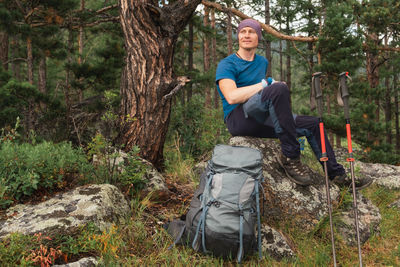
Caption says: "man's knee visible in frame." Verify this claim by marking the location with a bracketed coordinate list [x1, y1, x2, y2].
[261, 82, 290, 100]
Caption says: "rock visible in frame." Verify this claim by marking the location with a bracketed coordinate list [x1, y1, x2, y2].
[0, 184, 130, 239]
[389, 198, 400, 209]
[335, 147, 400, 189]
[93, 149, 170, 199]
[53, 257, 98, 267]
[337, 192, 381, 246]
[228, 136, 381, 248]
[140, 159, 170, 198]
[229, 136, 340, 231]
[193, 161, 208, 176]
[356, 161, 400, 189]
[261, 225, 295, 261]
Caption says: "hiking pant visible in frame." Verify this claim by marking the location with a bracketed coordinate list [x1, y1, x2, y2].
[225, 82, 345, 178]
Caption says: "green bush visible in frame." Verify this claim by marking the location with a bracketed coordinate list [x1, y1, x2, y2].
[0, 139, 93, 209]
[167, 95, 230, 159]
[87, 133, 147, 197]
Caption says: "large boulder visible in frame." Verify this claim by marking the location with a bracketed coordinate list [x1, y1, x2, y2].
[227, 136, 381, 252]
[337, 193, 381, 246]
[229, 136, 340, 230]
[0, 184, 130, 239]
[261, 225, 295, 261]
[53, 257, 98, 267]
[357, 161, 400, 189]
[93, 149, 170, 199]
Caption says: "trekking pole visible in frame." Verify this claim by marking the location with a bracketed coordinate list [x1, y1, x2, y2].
[312, 72, 337, 267]
[339, 72, 363, 267]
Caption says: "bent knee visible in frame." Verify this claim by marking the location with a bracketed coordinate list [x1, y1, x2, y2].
[262, 82, 290, 99]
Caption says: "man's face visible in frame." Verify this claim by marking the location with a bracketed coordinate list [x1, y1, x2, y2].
[238, 27, 259, 50]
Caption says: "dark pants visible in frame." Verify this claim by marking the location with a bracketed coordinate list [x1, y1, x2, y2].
[226, 82, 345, 178]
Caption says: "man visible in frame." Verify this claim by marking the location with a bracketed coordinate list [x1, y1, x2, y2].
[216, 18, 370, 188]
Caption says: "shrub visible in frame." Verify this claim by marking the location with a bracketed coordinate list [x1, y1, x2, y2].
[87, 133, 147, 198]
[0, 139, 93, 209]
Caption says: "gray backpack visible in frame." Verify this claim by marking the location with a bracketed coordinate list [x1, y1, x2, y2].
[167, 145, 264, 262]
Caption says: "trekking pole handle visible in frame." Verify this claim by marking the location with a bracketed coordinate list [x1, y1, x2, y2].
[339, 72, 351, 120]
[312, 72, 324, 118]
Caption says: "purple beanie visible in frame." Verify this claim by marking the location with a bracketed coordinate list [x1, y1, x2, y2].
[237, 19, 262, 41]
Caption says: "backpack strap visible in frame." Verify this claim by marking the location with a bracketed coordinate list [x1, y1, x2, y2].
[167, 223, 186, 250]
[237, 205, 244, 263]
[255, 178, 262, 260]
[192, 172, 214, 253]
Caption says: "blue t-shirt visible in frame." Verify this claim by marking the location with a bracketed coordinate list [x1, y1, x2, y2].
[215, 54, 268, 119]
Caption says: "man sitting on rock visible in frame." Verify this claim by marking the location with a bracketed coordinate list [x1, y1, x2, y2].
[215, 18, 371, 188]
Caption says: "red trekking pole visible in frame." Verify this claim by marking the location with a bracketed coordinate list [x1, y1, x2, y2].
[338, 72, 363, 266]
[312, 72, 337, 267]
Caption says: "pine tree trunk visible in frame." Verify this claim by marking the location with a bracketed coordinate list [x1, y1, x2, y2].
[26, 37, 34, 134]
[385, 71, 392, 145]
[38, 56, 47, 110]
[394, 73, 399, 152]
[211, 8, 219, 109]
[326, 93, 334, 147]
[286, 40, 291, 90]
[187, 20, 194, 102]
[366, 33, 380, 144]
[226, 7, 233, 55]
[279, 37, 283, 81]
[118, 0, 201, 168]
[384, 35, 392, 145]
[0, 32, 8, 71]
[65, 29, 73, 113]
[265, 0, 272, 77]
[11, 36, 21, 81]
[77, 0, 85, 102]
[203, 7, 211, 107]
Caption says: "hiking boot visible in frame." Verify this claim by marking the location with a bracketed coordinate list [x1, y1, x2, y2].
[331, 173, 373, 190]
[276, 153, 313, 186]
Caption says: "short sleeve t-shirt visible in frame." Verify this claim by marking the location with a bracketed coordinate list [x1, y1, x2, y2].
[215, 54, 268, 119]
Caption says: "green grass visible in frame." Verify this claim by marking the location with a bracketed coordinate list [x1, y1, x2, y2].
[1, 120, 400, 266]
[2, 182, 400, 266]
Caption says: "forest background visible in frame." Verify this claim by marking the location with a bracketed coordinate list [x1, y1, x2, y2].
[0, 0, 400, 265]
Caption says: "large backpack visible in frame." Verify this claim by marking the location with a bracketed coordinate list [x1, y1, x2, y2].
[167, 144, 264, 263]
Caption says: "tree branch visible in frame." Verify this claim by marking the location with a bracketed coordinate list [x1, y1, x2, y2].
[201, 0, 317, 43]
[71, 17, 120, 29]
[291, 40, 313, 72]
[96, 4, 118, 14]
[3, 58, 27, 64]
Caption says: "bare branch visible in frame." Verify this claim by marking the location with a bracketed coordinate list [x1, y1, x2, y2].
[291, 40, 313, 72]
[71, 17, 120, 29]
[201, 0, 317, 42]
[4, 57, 27, 64]
[162, 76, 191, 104]
[96, 4, 118, 14]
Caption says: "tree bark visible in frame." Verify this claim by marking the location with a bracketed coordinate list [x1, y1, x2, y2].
[394, 72, 399, 152]
[118, 0, 201, 169]
[26, 37, 34, 134]
[38, 56, 47, 110]
[226, 7, 233, 55]
[0, 32, 8, 71]
[366, 32, 380, 144]
[211, 8, 219, 109]
[384, 35, 392, 145]
[279, 38, 283, 81]
[77, 0, 85, 102]
[187, 19, 194, 102]
[265, 0, 272, 77]
[203, 7, 211, 107]
[11, 36, 21, 81]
